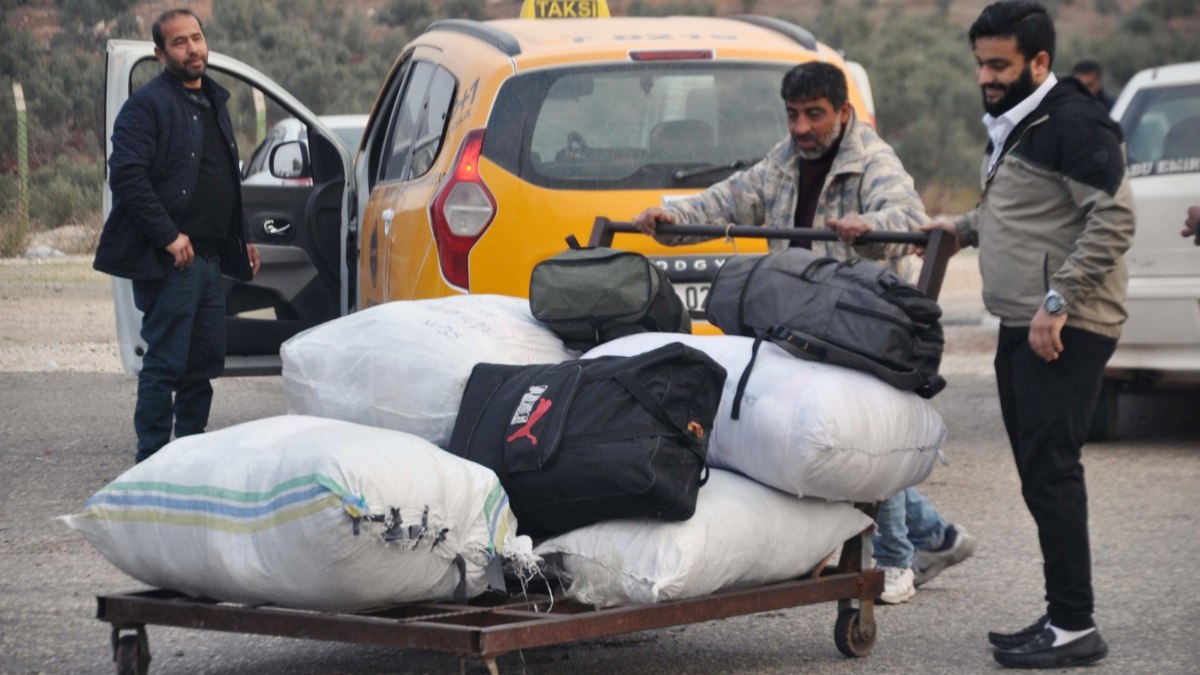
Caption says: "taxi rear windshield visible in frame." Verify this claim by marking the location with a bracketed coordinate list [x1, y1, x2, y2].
[482, 63, 791, 190]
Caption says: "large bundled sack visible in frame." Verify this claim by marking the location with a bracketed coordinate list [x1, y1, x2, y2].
[281, 294, 577, 447]
[448, 342, 726, 538]
[535, 469, 873, 607]
[587, 333, 945, 502]
[529, 237, 690, 350]
[62, 415, 537, 612]
[706, 250, 945, 401]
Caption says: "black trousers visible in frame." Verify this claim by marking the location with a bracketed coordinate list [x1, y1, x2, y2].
[995, 325, 1116, 631]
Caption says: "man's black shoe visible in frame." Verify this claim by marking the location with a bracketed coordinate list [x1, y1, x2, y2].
[993, 627, 1108, 669]
[987, 614, 1050, 649]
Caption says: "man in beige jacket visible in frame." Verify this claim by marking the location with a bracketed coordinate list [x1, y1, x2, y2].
[924, 1, 1134, 668]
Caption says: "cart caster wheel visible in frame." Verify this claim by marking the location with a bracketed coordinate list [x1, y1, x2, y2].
[114, 634, 150, 675]
[834, 607, 876, 657]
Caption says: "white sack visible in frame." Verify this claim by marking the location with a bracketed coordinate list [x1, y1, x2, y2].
[63, 415, 535, 611]
[281, 294, 577, 447]
[587, 333, 945, 501]
[535, 469, 872, 606]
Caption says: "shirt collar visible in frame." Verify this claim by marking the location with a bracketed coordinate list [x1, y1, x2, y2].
[983, 72, 1057, 133]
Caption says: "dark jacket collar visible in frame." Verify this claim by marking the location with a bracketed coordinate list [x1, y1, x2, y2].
[1024, 77, 1123, 141]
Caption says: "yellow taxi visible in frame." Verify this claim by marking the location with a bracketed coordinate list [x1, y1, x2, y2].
[354, 8, 875, 320]
[104, 4, 874, 375]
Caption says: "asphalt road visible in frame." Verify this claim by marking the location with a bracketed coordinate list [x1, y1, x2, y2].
[2, 254, 1198, 675]
[2, 364, 1199, 674]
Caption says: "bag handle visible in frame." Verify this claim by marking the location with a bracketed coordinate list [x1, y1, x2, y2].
[799, 256, 840, 282]
[564, 234, 583, 250]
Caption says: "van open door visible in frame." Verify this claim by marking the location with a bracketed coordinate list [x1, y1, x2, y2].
[104, 40, 353, 376]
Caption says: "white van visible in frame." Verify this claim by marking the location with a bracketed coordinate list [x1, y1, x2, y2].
[1099, 61, 1200, 439]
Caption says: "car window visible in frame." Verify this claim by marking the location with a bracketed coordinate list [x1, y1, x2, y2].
[332, 126, 364, 151]
[484, 63, 790, 190]
[408, 67, 456, 179]
[1121, 83, 1200, 175]
[245, 126, 286, 177]
[381, 61, 436, 183]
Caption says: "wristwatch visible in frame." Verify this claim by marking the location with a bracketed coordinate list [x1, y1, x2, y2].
[1043, 290, 1067, 316]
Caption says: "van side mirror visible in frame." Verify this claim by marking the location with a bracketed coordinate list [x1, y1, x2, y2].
[269, 140, 311, 179]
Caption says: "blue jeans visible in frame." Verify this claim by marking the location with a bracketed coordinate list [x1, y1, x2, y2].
[132, 254, 226, 462]
[873, 487, 947, 569]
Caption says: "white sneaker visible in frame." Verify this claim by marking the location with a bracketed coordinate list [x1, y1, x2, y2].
[877, 566, 916, 605]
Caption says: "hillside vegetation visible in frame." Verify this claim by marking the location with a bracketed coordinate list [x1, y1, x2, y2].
[1, 0, 1197, 256]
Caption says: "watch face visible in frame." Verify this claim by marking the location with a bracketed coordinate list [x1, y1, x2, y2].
[1045, 295, 1065, 315]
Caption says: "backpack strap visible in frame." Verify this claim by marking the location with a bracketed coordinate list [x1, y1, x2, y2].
[730, 333, 767, 420]
[767, 325, 947, 398]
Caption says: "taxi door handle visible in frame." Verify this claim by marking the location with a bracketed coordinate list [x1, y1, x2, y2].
[382, 209, 395, 237]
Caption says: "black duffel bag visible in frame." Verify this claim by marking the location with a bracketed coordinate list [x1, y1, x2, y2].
[447, 342, 726, 538]
[706, 250, 945, 416]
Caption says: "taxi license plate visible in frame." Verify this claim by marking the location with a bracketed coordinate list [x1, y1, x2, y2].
[674, 282, 711, 313]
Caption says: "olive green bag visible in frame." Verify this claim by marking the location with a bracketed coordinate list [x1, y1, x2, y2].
[530, 236, 691, 351]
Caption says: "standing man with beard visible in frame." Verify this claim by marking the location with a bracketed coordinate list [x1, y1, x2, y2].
[94, 8, 260, 464]
[924, 1, 1133, 667]
[633, 61, 978, 607]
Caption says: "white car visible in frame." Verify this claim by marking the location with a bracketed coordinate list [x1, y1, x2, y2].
[241, 114, 368, 186]
[1097, 61, 1200, 439]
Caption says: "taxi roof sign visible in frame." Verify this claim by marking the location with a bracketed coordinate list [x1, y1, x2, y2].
[520, 0, 610, 19]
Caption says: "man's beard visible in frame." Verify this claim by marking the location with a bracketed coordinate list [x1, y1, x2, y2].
[794, 116, 843, 160]
[982, 64, 1035, 116]
[164, 52, 206, 82]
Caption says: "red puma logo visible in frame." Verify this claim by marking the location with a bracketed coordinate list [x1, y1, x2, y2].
[506, 397, 553, 445]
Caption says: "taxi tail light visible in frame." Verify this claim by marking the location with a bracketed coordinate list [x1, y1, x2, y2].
[430, 129, 496, 290]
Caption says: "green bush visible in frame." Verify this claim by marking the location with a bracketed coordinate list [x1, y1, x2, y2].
[28, 157, 103, 230]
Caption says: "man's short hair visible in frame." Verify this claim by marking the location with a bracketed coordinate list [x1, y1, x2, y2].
[152, 8, 204, 50]
[780, 62, 848, 109]
[1071, 60, 1102, 77]
[969, 0, 1056, 67]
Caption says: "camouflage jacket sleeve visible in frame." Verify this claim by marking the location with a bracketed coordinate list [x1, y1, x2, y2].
[652, 157, 773, 246]
[851, 136, 930, 261]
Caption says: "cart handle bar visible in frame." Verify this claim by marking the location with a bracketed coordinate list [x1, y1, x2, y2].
[586, 218, 953, 301]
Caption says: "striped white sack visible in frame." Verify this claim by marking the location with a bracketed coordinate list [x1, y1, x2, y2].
[62, 415, 536, 611]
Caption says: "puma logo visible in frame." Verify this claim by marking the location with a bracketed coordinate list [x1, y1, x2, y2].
[507, 397, 552, 446]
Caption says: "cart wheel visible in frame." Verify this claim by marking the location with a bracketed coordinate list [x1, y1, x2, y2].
[834, 607, 876, 658]
[114, 634, 150, 675]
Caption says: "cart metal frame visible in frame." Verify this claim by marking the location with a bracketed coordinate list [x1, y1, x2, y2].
[98, 220, 952, 674]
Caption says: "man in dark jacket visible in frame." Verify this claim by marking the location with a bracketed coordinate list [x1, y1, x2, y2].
[924, 0, 1134, 668]
[94, 8, 259, 463]
[1070, 60, 1116, 111]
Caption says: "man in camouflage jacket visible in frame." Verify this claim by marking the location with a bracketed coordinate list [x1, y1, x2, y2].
[635, 61, 976, 607]
[633, 61, 928, 278]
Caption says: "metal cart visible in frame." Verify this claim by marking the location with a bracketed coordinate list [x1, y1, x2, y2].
[97, 219, 953, 675]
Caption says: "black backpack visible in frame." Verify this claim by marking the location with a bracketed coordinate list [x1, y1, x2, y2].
[447, 342, 726, 538]
[529, 236, 690, 351]
[706, 250, 945, 416]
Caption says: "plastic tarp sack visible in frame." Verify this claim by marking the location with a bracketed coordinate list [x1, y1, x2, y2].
[62, 415, 538, 612]
[281, 294, 578, 447]
[534, 469, 873, 607]
[586, 333, 946, 502]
